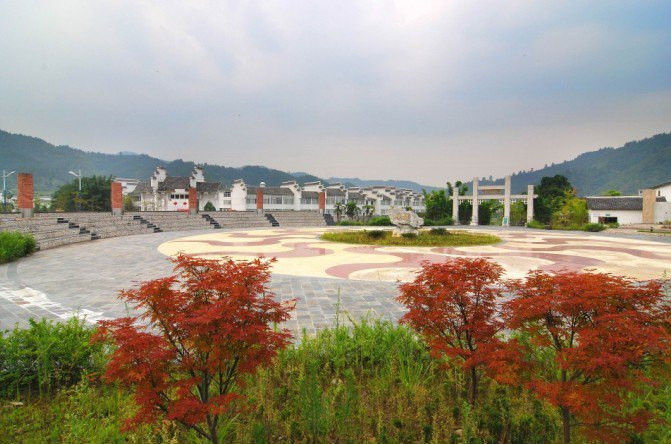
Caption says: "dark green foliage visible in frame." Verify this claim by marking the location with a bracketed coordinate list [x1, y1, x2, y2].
[367, 216, 393, 226]
[0, 231, 36, 264]
[527, 220, 547, 229]
[510, 200, 527, 226]
[51, 175, 114, 212]
[429, 227, 447, 235]
[422, 216, 454, 226]
[336, 220, 363, 226]
[0, 317, 106, 398]
[365, 229, 385, 239]
[0, 129, 325, 193]
[583, 223, 606, 232]
[422, 189, 451, 221]
[401, 232, 417, 239]
[478, 200, 498, 226]
[203, 201, 216, 211]
[534, 175, 573, 224]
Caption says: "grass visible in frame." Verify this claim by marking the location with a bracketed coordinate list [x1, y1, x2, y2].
[320, 229, 501, 247]
[3, 318, 671, 442]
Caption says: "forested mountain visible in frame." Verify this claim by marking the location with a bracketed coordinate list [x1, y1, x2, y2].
[1, 129, 669, 196]
[477, 133, 671, 195]
[0, 130, 323, 193]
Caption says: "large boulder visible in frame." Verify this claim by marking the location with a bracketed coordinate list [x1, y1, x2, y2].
[389, 207, 423, 237]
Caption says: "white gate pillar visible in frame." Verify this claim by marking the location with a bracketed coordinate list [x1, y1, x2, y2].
[470, 177, 479, 226]
[452, 186, 459, 225]
[503, 175, 511, 226]
[527, 185, 534, 223]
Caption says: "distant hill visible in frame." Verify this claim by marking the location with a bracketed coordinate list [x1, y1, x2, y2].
[0, 130, 324, 193]
[493, 133, 671, 195]
[328, 177, 440, 193]
[1, 129, 669, 196]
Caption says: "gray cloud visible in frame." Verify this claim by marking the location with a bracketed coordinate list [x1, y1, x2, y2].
[1, 0, 670, 186]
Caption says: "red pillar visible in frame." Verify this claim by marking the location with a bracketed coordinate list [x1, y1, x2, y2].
[111, 181, 123, 215]
[17, 173, 34, 218]
[256, 187, 264, 213]
[188, 188, 198, 215]
[318, 191, 326, 214]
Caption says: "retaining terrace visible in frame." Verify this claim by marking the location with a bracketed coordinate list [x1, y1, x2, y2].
[0, 211, 333, 251]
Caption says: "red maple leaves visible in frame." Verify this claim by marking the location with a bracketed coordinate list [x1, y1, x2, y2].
[398, 258, 503, 405]
[398, 258, 671, 444]
[93, 254, 294, 443]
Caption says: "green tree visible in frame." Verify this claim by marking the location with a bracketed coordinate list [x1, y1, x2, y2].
[422, 190, 450, 221]
[362, 204, 374, 222]
[534, 175, 573, 224]
[333, 202, 344, 222]
[345, 201, 360, 221]
[51, 175, 114, 212]
[510, 200, 527, 226]
[551, 197, 588, 228]
[602, 189, 621, 196]
[123, 195, 137, 212]
[203, 201, 216, 211]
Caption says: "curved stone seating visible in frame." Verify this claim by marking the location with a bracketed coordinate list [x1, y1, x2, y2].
[0, 215, 92, 250]
[202, 212, 273, 229]
[269, 211, 328, 227]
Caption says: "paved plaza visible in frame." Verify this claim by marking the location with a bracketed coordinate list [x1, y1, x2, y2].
[1, 227, 670, 334]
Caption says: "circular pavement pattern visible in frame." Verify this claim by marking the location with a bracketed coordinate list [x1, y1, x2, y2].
[1, 227, 670, 334]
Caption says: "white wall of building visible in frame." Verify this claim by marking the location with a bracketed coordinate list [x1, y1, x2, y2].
[588, 209, 642, 225]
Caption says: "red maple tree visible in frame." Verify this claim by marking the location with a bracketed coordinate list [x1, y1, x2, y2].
[93, 254, 294, 443]
[397, 257, 504, 405]
[494, 270, 671, 444]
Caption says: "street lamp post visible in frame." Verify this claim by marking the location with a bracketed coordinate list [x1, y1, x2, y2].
[2, 170, 15, 212]
[68, 169, 82, 212]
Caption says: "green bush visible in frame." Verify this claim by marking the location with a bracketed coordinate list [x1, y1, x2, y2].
[429, 227, 448, 236]
[423, 216, 454, 226]
[336, 220, 363, 226]
[526, 220, 547, 229]
[367, 216, 393, 226]
[401, 232, 417, 239]
[203, 201, 216, 211]
[606, 222, 619, 228]
[365, 229, 386, 239]
[583, 223, 606, 232]
[0, 231, 37, 264]
[0, 317, 106, 398]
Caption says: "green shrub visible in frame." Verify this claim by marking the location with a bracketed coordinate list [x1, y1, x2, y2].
[367, 216, 393, 226]
[583, 223, 606, 232]
[203, 201, 216, 211]
[0, 231, 37, 264]
[365, 229, 386, 239]
[526, 220, 547, 229]
[606, 222, 619, 228]
[401, 232, 417, 239]
[0, 317, 106, 398]
[429, 227, 448, 236]
[422, 216, 454, 226]
[336, 220, 363, 226]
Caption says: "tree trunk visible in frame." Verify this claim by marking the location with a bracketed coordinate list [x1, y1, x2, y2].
[561, 406, 570, 444]
[469, 367, 478, 406]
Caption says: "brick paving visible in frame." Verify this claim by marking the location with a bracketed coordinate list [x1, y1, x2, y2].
[0, 230, 403, 334]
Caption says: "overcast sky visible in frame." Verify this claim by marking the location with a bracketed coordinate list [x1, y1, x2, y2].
[1, 1, 670, 186]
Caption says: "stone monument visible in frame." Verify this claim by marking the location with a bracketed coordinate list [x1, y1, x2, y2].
[389, 207, 423, 237]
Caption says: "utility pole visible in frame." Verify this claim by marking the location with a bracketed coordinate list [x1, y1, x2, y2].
[2, 170, 15, 212]
[68, 169, 82, 212]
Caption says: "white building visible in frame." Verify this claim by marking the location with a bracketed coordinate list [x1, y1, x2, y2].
[586, 180, 671, 225]
[130, 166, 426, 215]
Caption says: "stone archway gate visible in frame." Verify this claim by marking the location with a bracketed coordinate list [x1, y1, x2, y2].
[452, 176, 537, 226]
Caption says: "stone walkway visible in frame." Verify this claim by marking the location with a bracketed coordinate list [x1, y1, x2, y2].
[0, 230, 402, 334]
[1, 226, 670, 334]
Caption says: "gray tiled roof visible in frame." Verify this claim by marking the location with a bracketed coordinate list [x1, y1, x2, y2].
[586, 196, 666, 211]
[196, 182, 221, 192]
[651, 181, 671, 189]
[260, 187, 294, 196]
[157, 176, 190, 191]
[302, 191, 320, 199]
[327, 189, 346, 196]
[130, 182, 152, 195]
